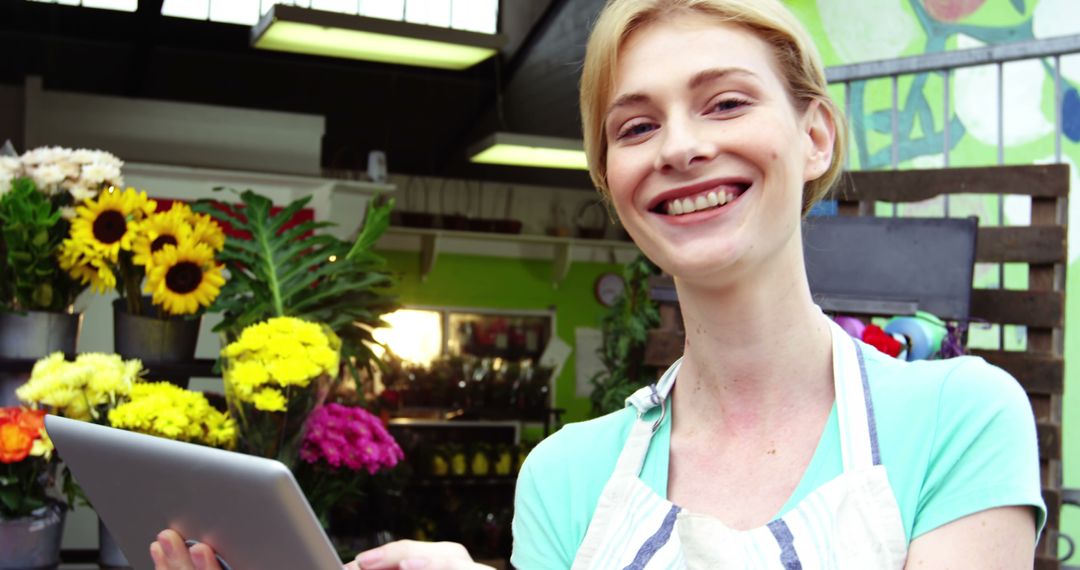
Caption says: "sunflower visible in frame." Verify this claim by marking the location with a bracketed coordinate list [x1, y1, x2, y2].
[189, 212, 226, 252]
[58, 238, 116, 293]
[132, 206, 193, 268]
[69, 187, 156, 262]
[144, 242, 226, 316]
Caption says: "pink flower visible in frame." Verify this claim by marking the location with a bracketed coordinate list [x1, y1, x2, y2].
[300, 404, 405, 473]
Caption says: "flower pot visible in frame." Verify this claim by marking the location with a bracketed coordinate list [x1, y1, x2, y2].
[112, 299, 201, 388]
[98, 517, 132, 569]
[0, 502, 66, 570]
[0, 311, 82, 407]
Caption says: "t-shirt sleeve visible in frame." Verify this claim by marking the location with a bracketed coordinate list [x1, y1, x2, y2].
[511, 434, 577, 569]
[911, 357, 1047, 539]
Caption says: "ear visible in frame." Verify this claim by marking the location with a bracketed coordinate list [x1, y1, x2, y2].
[802, 99, 836, 183]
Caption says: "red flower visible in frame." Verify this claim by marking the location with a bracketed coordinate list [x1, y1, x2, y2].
[0, 408, 45, 464]
[862, 325, 903, 358]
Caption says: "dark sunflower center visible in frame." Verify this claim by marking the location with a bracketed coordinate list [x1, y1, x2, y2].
[165, 262, 203, 294]
[151, 235, 178, 253]
[92, 211, 127, 244]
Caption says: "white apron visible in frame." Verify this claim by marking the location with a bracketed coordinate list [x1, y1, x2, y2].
[572, 319, 908, 569]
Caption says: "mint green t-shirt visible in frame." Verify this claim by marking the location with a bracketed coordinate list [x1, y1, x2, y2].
[511, 346, 1047, 568]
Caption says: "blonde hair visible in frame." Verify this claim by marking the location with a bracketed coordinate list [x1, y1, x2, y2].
[580, 0, 847, 216]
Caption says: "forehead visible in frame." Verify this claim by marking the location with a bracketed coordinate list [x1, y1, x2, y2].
[611, 14, 786, 98]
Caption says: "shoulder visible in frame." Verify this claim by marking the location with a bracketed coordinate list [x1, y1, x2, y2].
[512, 407, 638, 567]
[521, 405, 637, 483]
[860, 343, 1028, 416]
[857, 344, 1043, 539]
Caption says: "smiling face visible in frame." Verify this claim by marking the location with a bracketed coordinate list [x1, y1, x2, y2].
[604, 13, 834, 286]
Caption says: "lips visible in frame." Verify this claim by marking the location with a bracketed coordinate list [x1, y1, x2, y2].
[647, 179, 752, 216]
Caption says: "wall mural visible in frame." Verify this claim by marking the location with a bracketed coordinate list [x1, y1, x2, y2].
[792, 0, 1079, 555]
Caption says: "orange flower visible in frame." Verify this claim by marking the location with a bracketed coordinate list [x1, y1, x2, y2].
[0, 408, 46, 464]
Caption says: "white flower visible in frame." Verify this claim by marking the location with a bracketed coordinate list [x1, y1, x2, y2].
[0, 172, 13, 196]
[60, 206, 77, 219]
[71, 148, 98, 164]
[21, 146, 67, 166]
[0, 156, 20, 173]
[31, 164, 66, 191]
[80, 161, 122, 187]
[68, 183, 97, 202]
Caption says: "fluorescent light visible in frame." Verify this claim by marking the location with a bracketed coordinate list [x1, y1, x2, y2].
[468, 133, 588, 170]
[251, 5, 504, 70]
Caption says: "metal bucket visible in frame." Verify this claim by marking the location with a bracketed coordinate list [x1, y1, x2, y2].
[0, 311, 82, 407]
[0, 502, 66, 570]
[112, 299, 201, 388]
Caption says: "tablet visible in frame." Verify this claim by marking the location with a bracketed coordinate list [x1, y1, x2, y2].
[45, 415, 344, 570]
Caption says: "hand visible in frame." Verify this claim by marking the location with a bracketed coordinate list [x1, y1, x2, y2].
[150, 529, 223, 570]
[344, 540, 495, 570]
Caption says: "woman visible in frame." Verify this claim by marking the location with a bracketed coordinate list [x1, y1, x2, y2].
[153, 0, 1046, 568]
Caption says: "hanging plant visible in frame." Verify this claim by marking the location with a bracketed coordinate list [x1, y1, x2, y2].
[589, 254, 661, 416]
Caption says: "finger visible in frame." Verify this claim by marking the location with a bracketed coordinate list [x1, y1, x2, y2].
[355, 541, 475, 569]
[150, 541, 167, 569]
[342, 561, 360, 570]
[189, 543, 223, 570]
[157, 530, 195, 570]
[400, 557, 495, 570]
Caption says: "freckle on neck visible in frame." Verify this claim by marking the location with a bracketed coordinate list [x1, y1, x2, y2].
[770, 150, 779, 161]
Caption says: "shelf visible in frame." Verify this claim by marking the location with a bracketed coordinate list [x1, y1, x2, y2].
[125, 162, 396, 196]
[409, 476, 517, 488]
[376, 227, 640, 286]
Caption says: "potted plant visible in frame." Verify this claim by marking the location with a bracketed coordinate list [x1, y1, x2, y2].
[16, 351, 145, 568]
[0, 146, 124, 405]
[0, 407, 67, 570]
[57, 193, 227, 387]
[192, 189, 397, 383]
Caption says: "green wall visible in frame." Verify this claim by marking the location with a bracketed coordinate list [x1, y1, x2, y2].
[378, 249, 624, 427]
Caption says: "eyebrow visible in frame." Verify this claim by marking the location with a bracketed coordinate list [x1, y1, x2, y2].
[605, 67, 759, 120]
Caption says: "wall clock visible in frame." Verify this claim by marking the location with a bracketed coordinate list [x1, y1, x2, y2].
[594, 272, 625, 307]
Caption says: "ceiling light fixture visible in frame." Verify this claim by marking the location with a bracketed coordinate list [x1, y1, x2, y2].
[468, 133, 588, 170]
[251, 6, 505, 70]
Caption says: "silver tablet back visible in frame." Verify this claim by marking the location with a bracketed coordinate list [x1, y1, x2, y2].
[46, 415, 343, 570]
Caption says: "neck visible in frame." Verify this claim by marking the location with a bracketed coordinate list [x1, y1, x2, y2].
[670, 240, 834, 438]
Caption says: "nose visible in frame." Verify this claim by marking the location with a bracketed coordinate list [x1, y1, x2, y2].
[653, 115, 717, 173]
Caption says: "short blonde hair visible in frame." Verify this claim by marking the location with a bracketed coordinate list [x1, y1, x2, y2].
[580, 0, 847, 216]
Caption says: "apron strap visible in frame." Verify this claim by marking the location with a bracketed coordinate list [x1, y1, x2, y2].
[831, 319, 882, 470]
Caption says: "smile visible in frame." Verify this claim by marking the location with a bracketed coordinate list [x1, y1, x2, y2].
[648, 181, 751, 217]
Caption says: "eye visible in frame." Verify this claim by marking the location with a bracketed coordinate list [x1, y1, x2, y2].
[709, 97, 751, 114]
[616, 120, 657, 140]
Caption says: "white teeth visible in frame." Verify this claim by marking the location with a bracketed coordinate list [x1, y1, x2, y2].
[694, 196, 709, 211]
[707, 192, 719, 207]
[669, 200, 683, 215]
[681, 197, 695, 213]
[719, 191, 729, 205]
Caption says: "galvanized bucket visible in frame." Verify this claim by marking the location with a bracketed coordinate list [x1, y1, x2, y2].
[0, 311, 82, 407]
[112, 299, 201, 388]
[0, 502, 66, 570]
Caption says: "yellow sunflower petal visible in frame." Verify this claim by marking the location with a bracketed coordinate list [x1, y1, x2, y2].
[143, 242, 223, 316]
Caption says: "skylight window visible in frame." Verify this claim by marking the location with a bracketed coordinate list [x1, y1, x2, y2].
[26, 0, 137, 11]
[160, 0, 498, 34]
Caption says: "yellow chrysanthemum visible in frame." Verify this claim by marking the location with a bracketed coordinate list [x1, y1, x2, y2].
[251, 388, 287, 412]
[190, 212, 226, 252]
[108, 382, 236, 449]
[131, 206, 193, 268]
[69, 187, 155, 262]
[58, 238, 116, 293]
[227, 360, 270, 389]
[143, 242, 226, 316]
[265, 358, 320, 387]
